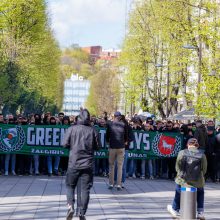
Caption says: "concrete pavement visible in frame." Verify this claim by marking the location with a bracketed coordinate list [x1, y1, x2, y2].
[0, 175, 220, 220]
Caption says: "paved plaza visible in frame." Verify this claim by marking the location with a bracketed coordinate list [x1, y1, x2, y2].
[0, 176, 219, 220]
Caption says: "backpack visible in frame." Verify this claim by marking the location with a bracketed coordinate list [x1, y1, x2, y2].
[180, 149, 203, 182]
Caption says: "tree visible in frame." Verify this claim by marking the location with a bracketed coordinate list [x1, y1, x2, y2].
[0, 0, 63, 115]
[61, 47, 94, 79]
[86, 61, 120, 116]
[120, 0, 220, 119]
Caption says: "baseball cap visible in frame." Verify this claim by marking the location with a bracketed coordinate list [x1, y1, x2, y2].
[114, 111, 121, 117]
[187, 138, 199, 147]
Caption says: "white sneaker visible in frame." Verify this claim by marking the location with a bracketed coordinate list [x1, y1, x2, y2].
[116, 185, 122, 191]
[132, 174, 136, 179]
[108, 184, 113, 189]
[167, 204, 179, 218]
[149, 175, 154, 180]
[197, 212, 205, 219]
[140, 175, 145, 180]
[5, 171, 8, 176]
[12, 171, 16, 176]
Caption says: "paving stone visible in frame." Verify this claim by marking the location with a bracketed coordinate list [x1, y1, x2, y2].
[0, 176, 219, 219]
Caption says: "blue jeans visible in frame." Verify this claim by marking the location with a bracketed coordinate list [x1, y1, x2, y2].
[115, 150, 128, 183]
[141, 160, 145, 176]
[94, 158, 108, 175]
[128, 158, 136, 176]
[33, 155, 39, 174]
[94, 159, 100, 175]
[47, 156, 60, 174]
[172, 184, 204, 212]
[141, 159, 155, 177]
[5, 154, 16, 172]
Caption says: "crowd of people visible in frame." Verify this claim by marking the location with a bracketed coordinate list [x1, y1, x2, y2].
[0, 111, 220, 184]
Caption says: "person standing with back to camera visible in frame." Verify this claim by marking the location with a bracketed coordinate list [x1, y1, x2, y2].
[62, 109, 101, 220]
[167, 138, 207, 220]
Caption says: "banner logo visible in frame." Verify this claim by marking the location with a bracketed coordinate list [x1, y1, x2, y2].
[0, 126, 25, 152]
[152, 133, 181, 157]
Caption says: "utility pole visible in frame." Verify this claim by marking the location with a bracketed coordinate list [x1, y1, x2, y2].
[166, 71, 170, 118]
[198, 41, 202, 98]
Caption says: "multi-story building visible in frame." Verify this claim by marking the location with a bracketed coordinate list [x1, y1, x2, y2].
[100, 48, 121, 61]
[62, 74, 90, 116]
[81, 46, 121, 63]
[81, 46, 102, 64]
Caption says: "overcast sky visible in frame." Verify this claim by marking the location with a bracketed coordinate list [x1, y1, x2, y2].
[47, 0, 132, 49]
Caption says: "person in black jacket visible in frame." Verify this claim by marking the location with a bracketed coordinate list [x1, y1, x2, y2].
[114, 115, 134, 188]
[194, 120, 208, 151]
[162, 121, 178, 180]
[62, 109, 101, 220]
[206, 126, 217, 182]
[106, 111, 128, 190]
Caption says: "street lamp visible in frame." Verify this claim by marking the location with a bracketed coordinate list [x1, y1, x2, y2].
[182, 43, 202, 97]
[154, 63, 169, 118]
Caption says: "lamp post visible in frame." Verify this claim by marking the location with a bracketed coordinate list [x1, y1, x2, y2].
[154, 63, 169, 118]
[183, 44, 202, 98]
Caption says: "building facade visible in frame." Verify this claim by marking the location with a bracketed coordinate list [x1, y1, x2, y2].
[62, 74, 90, 116]
[81, 46, 121, 63]
[81, 46, 102, 64]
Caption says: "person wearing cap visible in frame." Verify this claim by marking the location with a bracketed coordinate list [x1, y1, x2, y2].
[106, 111, 128, 190]
[167, 138, 207, 219]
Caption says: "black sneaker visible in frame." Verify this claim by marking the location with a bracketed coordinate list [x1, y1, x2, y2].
[79, 215, 86, 220]
[108, 184, 113, 189]
[66, 206, 74, 220]
[53, 170, 59, 176]
[116, 185, 122, 191]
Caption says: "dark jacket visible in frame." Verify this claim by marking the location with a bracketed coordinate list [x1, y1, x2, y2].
[106, 118, 128, 149]
[194, 125, 208, 150]
[175, 147, 207, 188]
[125, 124, 134, 150]
[206, 133, 217, 155]
[62, 109, 101, 170]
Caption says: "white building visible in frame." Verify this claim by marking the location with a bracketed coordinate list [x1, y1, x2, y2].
[62, 74, 90, 116]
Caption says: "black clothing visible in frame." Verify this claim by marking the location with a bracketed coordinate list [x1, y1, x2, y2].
[66, 168, 93, 215]
[106, 119, 128, 149]
[125, 124, 134, 150]
[62, 109, 101, 170]
[206, 134, 218, 181]
[194, 125, 208, 150]
[162, 127, 177, 179]
[206, 134, 217, 155]
[63, 109, 101, 217]
[34, 114, 42, 125]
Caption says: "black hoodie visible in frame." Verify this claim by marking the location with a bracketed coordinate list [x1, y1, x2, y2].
[194, 124, 208, 150]
[62, 109, 101, 170]
[34, 114, 42, 125]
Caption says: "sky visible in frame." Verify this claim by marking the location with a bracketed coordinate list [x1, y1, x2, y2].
[47, 0, 132, 49]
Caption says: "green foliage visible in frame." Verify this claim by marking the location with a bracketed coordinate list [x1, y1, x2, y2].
[120, 0, 220, 119]
[0, 0, 63, 115]
[85, 61, 120, 116]
[61, 48, 93, 79]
